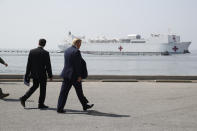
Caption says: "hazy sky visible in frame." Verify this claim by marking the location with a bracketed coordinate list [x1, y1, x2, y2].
[0, 0, 196, 50]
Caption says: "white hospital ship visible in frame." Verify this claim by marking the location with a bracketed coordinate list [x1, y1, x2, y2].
[58, 32, 191, 55]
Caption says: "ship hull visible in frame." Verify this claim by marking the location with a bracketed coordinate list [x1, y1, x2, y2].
[78, 42, 191, 55]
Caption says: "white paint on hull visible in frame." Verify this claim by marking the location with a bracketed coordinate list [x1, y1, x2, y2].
[80, 42, 191, 53]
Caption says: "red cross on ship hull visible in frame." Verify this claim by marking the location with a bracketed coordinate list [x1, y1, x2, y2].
[172, 46, 178, 52]
[118, 46, 123, 52]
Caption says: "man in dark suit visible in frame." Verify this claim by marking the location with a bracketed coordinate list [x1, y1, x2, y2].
[20, 39, 53, 109]
[0, 57, 9, 99]
[57, 38, 94, 113]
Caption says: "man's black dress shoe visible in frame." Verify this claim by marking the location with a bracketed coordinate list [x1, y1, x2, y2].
[19, 97, 25, 107]
[57, 109, 66, 113]
[83, 104, 94, 111]
[0, 93, 9, 99]
[38, 104, 49, 109]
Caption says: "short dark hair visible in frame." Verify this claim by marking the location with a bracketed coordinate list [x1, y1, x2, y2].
[39, 39, 46, 47]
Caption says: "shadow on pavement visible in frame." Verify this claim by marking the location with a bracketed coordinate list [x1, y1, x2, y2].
[0, 82, 18, 85]
[86, 110, 130, 117]
[1, 98, 34, 102]
[25, 107, 38, 110]
[24, 107, 130, 117]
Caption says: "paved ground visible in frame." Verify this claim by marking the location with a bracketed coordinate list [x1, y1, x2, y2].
[0, 81, 197, 131]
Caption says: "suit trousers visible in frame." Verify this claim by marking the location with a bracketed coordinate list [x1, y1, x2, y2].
[0, 88, 3, 95]
[22, 78, 47, 104]
[57, 78, 89, 110]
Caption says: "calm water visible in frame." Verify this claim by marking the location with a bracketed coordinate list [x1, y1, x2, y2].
[0, 50, 197, 75]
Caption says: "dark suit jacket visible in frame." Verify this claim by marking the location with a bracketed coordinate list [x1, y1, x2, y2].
[61, 46, 88, 80]
[25, 47, 53, 79]
[0, 57, 5, 65]
[81, 58, 88, 79]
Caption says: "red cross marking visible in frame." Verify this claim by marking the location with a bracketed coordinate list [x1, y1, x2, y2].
[173, 36, 176, 42]
[172, 46, 178, 52]
[118, 46, 123, 51]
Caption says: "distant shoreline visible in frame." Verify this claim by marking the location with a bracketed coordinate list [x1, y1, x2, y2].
[1, 49, 197, 55]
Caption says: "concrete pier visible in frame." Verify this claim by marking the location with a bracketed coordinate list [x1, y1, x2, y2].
[0, 75, 197, 82]
[1, 81, 197, 131]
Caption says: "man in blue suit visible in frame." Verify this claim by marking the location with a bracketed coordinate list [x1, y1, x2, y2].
[57, 38, 94, 113]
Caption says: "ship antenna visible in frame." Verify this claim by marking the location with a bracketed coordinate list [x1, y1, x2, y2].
[168, 28, 171, 35]
[68, 31, 71, 36]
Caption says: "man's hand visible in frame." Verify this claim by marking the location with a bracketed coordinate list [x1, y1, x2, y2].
[77, 77, 82, 82]
[4, 63, 8, 67]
